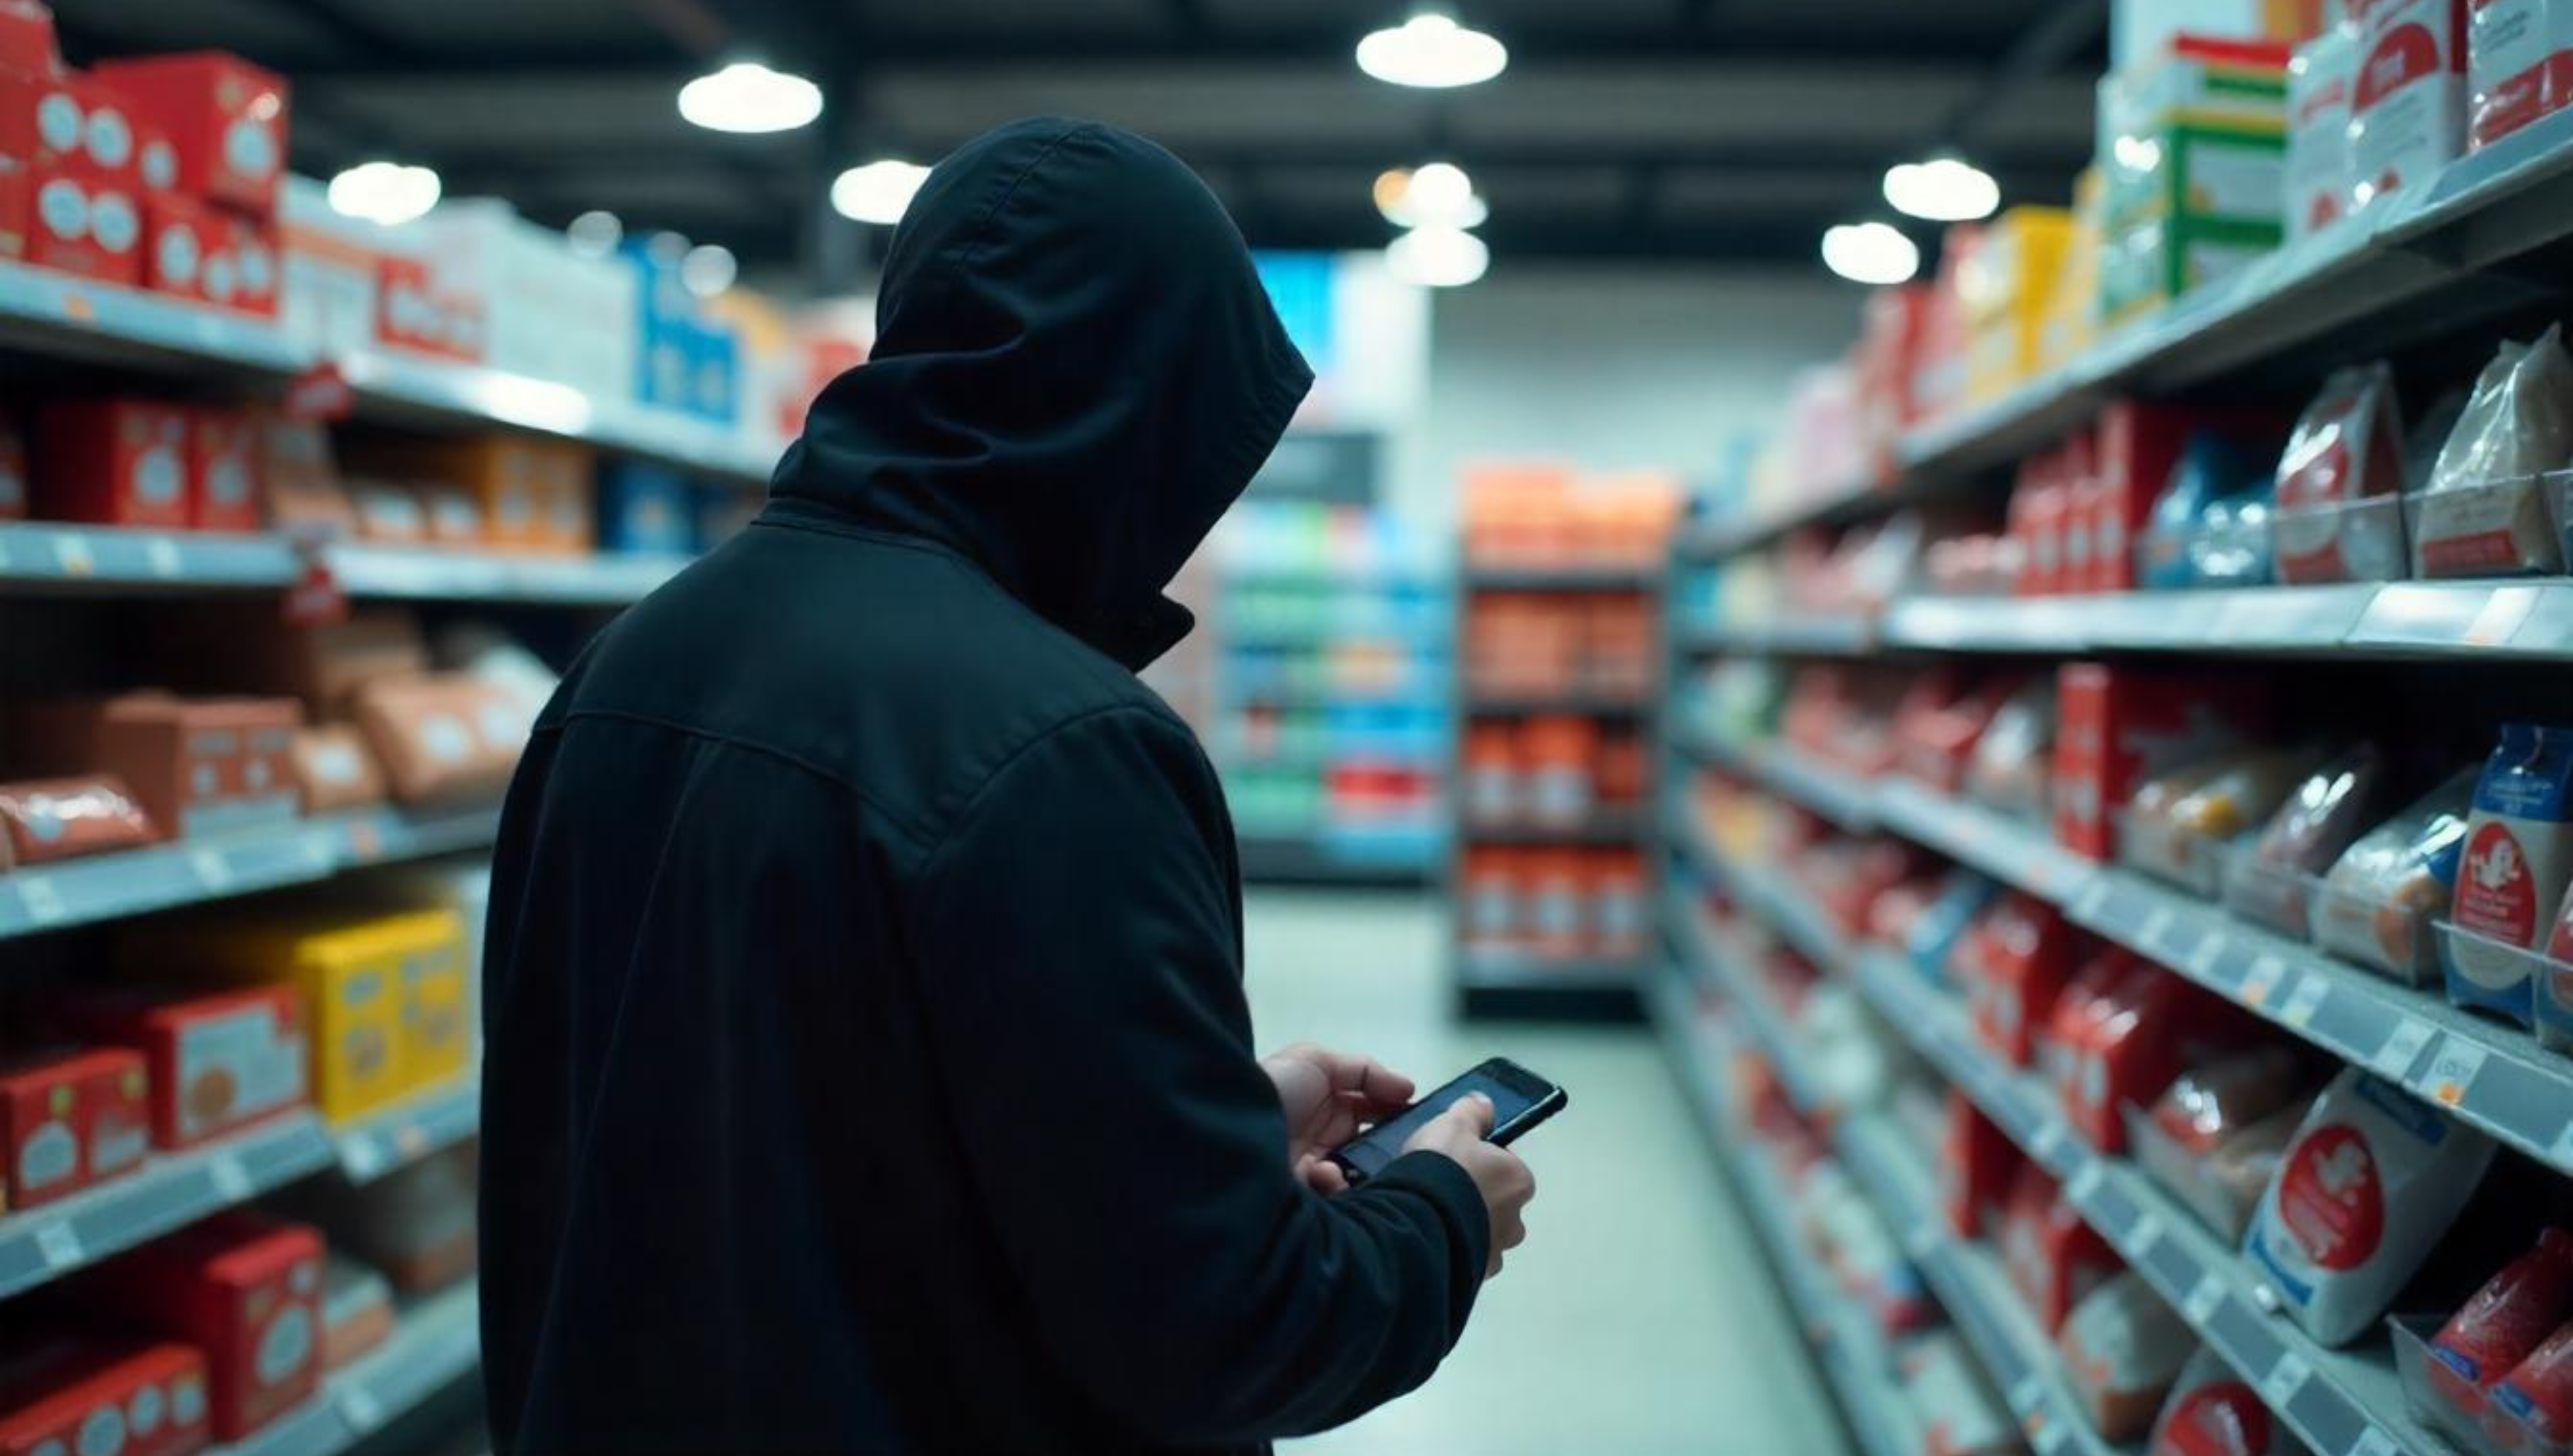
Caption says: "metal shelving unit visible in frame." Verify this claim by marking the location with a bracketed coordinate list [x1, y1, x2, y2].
[210, 1279, 481, 1456]
[0, 522, 695, 605]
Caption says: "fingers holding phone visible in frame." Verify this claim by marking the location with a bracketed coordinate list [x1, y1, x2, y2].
[1402, 1093, 1536, 1279]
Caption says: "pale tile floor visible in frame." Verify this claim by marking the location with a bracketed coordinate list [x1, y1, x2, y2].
[1245, 889, 1850, 1456]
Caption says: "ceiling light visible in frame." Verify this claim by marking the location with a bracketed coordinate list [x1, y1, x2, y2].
[831, 158, 930, 225]
[677, 61, 823, 134]
[681, 243, 738, 297]
[1387, 225, 1489, 287]
[566, 209, 622, 258]
[1379, 159, 1489, 229]
[1820, 222, 1921, 285]
[326, 161, 441, 227]
[1883, 157, 2001, 222]
[1356, 12, 1508, 89]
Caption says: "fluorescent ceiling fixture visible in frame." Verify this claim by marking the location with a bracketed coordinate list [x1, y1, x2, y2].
[1378, 160, 1489, 229]
[681, 243, 738, 297]
[1386, 225, 1489, 287]
[678, 61, 823, 134]
[1883, 157, 2000, 222]
[832, 158, 930, 224]
[566, 209, 622, 258]
[1820, 222, 1919, 285]
[1356, 13, 1507, 88]
[326, 161, 441, 227]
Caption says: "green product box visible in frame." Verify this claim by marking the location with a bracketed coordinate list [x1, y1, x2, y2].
[2098, 213, 2280, 326]
[2100, 120, 2288, 235]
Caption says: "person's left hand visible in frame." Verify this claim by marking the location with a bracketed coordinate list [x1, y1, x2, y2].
[1261, 1042, 1416, 1195]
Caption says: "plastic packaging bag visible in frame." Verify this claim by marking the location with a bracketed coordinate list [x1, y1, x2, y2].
[2140, 433, 2270, 589]
[2448, 724, 2573, 1025]
[2493, 1321, 2573, 1453]
[2415, 328, 2573, 577]
[2244, 1068, 2498, 1346]
[2148, 1345, 2315, 1456]
[2228, 746, 2390, 937]
[2314, 769, 2477, 982]
[1966, 677, 2057, 823]
[2060, 1270, 2196, 1442]
[2429, 1229, 2573, 1405]
[2276, 364, 2411, 584]
[2134, 1049, 2315, 1240]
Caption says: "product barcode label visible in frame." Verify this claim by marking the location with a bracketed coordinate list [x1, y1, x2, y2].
[2183, 1272, 2228, 1325]
[2280, 976, 2331, 1029]
[33, 1221, 82, 1270]
[2422, 1042, 2489, 1109]
[2239, 956, 2287, 1009]
[2372, 1019, 2436, 1080]
[2261, 1352, 2313, 1407]
[208, 1152, 251, 1202]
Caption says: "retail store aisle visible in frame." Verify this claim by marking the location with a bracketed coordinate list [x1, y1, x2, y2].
[1245, 892, 1846, 1456]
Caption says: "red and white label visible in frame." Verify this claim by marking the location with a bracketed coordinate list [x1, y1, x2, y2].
[2276, 1124, 2384, 1271]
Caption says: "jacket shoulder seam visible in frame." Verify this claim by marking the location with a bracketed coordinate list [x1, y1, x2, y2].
[916, 701, 1191, 877]
[553, 705, 941, 851]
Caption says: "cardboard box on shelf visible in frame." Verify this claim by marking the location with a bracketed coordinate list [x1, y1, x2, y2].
[418, 199, 637, 403]
[346, 436, 549, 549]
[78, 1213, 324, 1441]
[234, 610, 429, 718]
[1962, 207, 2075, 402]
[90, 51, 289, 216]
[0, 0, 56, 74]
[2468, 0, 2573, 145]
[531, 440, 596, 553]
[2289, 29, 2361, 236]
[187, 408, 260, 533]
[54, 984, 308, 1151]
[141, 192, 222, 303]
[285, 724, 384, 812]
[252, 410, 354, 537]
[0, 1047, 150, 1212]
[2351, 0, 2470, 210]
[22, 165, 143, 285]
[319, 1255, 393, 1371]
[2091, 400, 2288, 591]
[2053, 664, 2269, 860]
[2114, 0, 2331, 70]
[33, 398, 190, 529]
[0, 1338, 210, 1456]
[0, 776, 156, 864]
[220, 211, 278, 317]
[374, 253, 486, 362]
[2100, 211, 2279, 325]
[349, 672, 527, 805]
[0, 66, 116, 176]
[52, 692, 304, 840]
[277, 1148, 476, 1295]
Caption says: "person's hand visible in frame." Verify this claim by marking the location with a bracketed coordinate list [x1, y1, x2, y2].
[1402, 1093, 1535, 1279]
[1261, 1042, 1415, 1194]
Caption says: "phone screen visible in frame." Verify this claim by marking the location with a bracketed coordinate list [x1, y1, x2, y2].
[1334, 1066, 1547, 1182]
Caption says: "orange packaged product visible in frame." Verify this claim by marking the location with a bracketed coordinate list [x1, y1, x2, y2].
[345, 435, 549, 549]
[1463, 724, 1523, 826]
[287, 724, 385, 812]
[531, 440, 596, 553]
[1521, 716, 1600, 826]
[0, 776, 156, 862]
[1594, 730, 1649, 809]
[1591, 851, 1648, 956]
[349, 673, 526, 805]
[68, 692, 303, 840]
[252, 411, 353, 537]
[348, 478, 427, 543]
[1461, 848, 1523, 947]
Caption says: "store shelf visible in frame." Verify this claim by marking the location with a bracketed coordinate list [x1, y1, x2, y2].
[1848, 948, 2443, 1456]
[1867, 583, 2573, 662]
[1674, 480, 1877, 563]
[1459, 810, 1647, 847]
[1691, 736, 2573, 1177]
[0, 523, 698, 605]
[1660, 883, 1829, 1114]
[1463, 564, 1660, 592]
[327, 543, 694, 604]
[0, 1113, 336, 1299]
[1680, 613, 1878, 657]
[0, 258, 776, 484]
[332, 1078, 482, 1184]
[213, 1278, 481, 1456]
[0, 803, 503, 941]
[1236, 836, 1434, 888]
[1463, 692, 1654, 717]
[1456, 948, 1644, 1021]
[1648, 968, 1921, 1456]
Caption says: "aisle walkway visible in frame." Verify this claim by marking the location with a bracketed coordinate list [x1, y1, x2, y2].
[1244, 890, 1847, 1456]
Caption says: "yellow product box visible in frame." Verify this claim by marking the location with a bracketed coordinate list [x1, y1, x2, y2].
[1960, 206, 2074, 401]
[131, 909, 469, 1121]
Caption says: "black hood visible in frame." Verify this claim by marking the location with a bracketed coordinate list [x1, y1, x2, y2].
[768, 117, 1315, 670]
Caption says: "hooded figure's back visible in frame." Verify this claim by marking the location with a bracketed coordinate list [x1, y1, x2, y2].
[477, 118, 1493, 1456]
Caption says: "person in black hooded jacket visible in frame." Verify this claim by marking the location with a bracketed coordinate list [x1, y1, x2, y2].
[477, 116, 1537, 1455]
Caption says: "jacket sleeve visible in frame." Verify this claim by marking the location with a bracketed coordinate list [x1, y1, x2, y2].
[909, 705, 1491, 1443]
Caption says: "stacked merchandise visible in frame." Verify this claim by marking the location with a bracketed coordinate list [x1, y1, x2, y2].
[1455, 464, 1678, 1015]
[1206, 501, 1451, 883]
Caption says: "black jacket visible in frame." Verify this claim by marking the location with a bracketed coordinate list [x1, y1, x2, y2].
[478, 117, 1491, 1456]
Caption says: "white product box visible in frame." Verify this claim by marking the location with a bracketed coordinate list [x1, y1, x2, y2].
[2116, 0, 2337, 69]
[419, 199, 638, 406]
[2468, 0, 2573, 144]
[2289, 30, 2361, 234]
[2351, 0, 2469, 209]
[279, 173, 414, 360]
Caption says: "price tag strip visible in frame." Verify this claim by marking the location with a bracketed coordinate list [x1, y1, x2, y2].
[2372, 1019, 2438, 1081]
[2239, 956, 2288, 1010]
[2279, 975, 2331, 1030]
[2421, 1041, 2489, 1110]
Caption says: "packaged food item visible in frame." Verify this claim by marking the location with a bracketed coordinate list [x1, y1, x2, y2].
[1899, 1331, 2019, 1456]
[2351, 0, 2471, 210]
[32, 399, 189, 529]
[90, 52, 290, 215]
[320, 1254, 393, 1370]
[2275, 365, 2410, 583]
[1908, 868, 2000, 986]
[80, 1212, 325, 1440]
[2093, 402, 2290, 592]
[2060, 1270, 2197, 1442]
[2428, 1228, 2573, 1409]
[1964, 892, 2081, 1066]
[55, 985, 308, 1151]
[253, 410, 353, 537]
[2128, 746, 2332, 893]
[0, 1337, 210, 1456]
[21, 165, 146, 286]
[2245, 1068, 2498, 1345]
[2447, 723, 2573, 1024]
[2148, 1345, 2312, 1456]
[2139, 433, 2271, 589]
[2491, 1321, 2573, 1451]
[349, 672, 527, 805]
[2315, 768, 2477, 980]
[287, 724, 385, 812]
[1966, 677, 2057, 821]
[2043, 947, 2146, 1095]
[1461, 848, 1521, 946]
[239, 610, 429, 717]
[1941, 1091, 2023, 1239]
[2415, 330, 2573, 576]
[0, 1047, 150, 1212]
[2065, 964, 2259, 1153]
[2145, 1047, 2310, 1159]
[1898, 675, 2024, 792]
[0, 776, 157, 863]
[2469, 0, 2573, 146]
[2543, 886, 2573, 1053]
[2133, 1049, 2314, 1237]
[2002, 1162, 2124, 1333]
[2288, 29, 2359, 238]
[2228, 746, 2390, 935]
[2054, 664, 2267, 862]
[31, 692, 304, 841]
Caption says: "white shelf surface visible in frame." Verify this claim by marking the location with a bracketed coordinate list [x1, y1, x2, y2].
[212, 1279, 480, 1456]
[0, 523, 696, 604]
[1678, 734, 2573, 1177]
[0, 804, 501, 941]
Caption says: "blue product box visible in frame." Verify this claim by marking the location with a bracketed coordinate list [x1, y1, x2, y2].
[599, 460, 698, 556]
[689, 323, 741, 425]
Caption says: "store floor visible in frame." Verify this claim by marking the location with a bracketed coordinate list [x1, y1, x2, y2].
[1244, 890, 1848, 1456]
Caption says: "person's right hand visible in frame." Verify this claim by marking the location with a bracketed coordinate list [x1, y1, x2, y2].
[1401, 1093, 1535, 1279]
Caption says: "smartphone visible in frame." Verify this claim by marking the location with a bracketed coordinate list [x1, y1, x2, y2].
[1325, 1056, 1566, 1185]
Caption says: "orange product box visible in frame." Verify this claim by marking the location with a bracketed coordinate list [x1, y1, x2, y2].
[286, 724, 384, 812]
[2051, 663, 2267, 862]
[1590, 850, 1648, 956]
[238, 611, 429, 718]
[187, 408, 261, 533]
[1594, 729, 1650, 808]
[81, 1213, 324, 1440]
[1525, 850, 1589, 956]
[531, 440, 596, 552]
[320, 1255, 393, 1370]
[22, 163, 142, 285]
[65, 691, 304, 840]
[350, 672, 527, 805]
[415, 484, 483, 544]
[0, 1337, 209, 1456]
[1521, 715, 1600, 825]
[0, 776, 156, 863]
[55, 984, 308, 1151]
[32, 398, 189, 528]
[349, 436, 548, 548]
[0, 1047, 150, 1211]
[91, 52, 289, 216]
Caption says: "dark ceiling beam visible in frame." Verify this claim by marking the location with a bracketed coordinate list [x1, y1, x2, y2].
[242, 0, 419, 62]
[624, 0, 735, 57]
[1935, 0, 2109, 145]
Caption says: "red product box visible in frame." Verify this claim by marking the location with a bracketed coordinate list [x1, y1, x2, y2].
[0, 1337, 209, 1456]
[1898, 674, 2023, 792]
[2042, 948, 2146, 1102]
[0, 0, 55, 75]
[222, 212, 278, 317]
[140, 193, 222, 304]
[81, 1213, 324, 1441]
[2009, 465, 2072, 597]
[90, 52, 288, 216]
[2061, 964, 2261, 1152]
[1940, 1091, 2023, 1239]
[0, 1047, 149, 1211]
[1999, 1162, 2122, 1332]
[2052, 662, 2267, 861]
[22, 164, 142, 285]
[55, 984, 308, 1151]
[1964, 891, 2082, 1066]
[373, 256, 485, 362]
[0, 66, 98, 174]
[187, 409, 261, 533]
[2092, 402, 2287, 592]
[33, 399, 189, 528]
